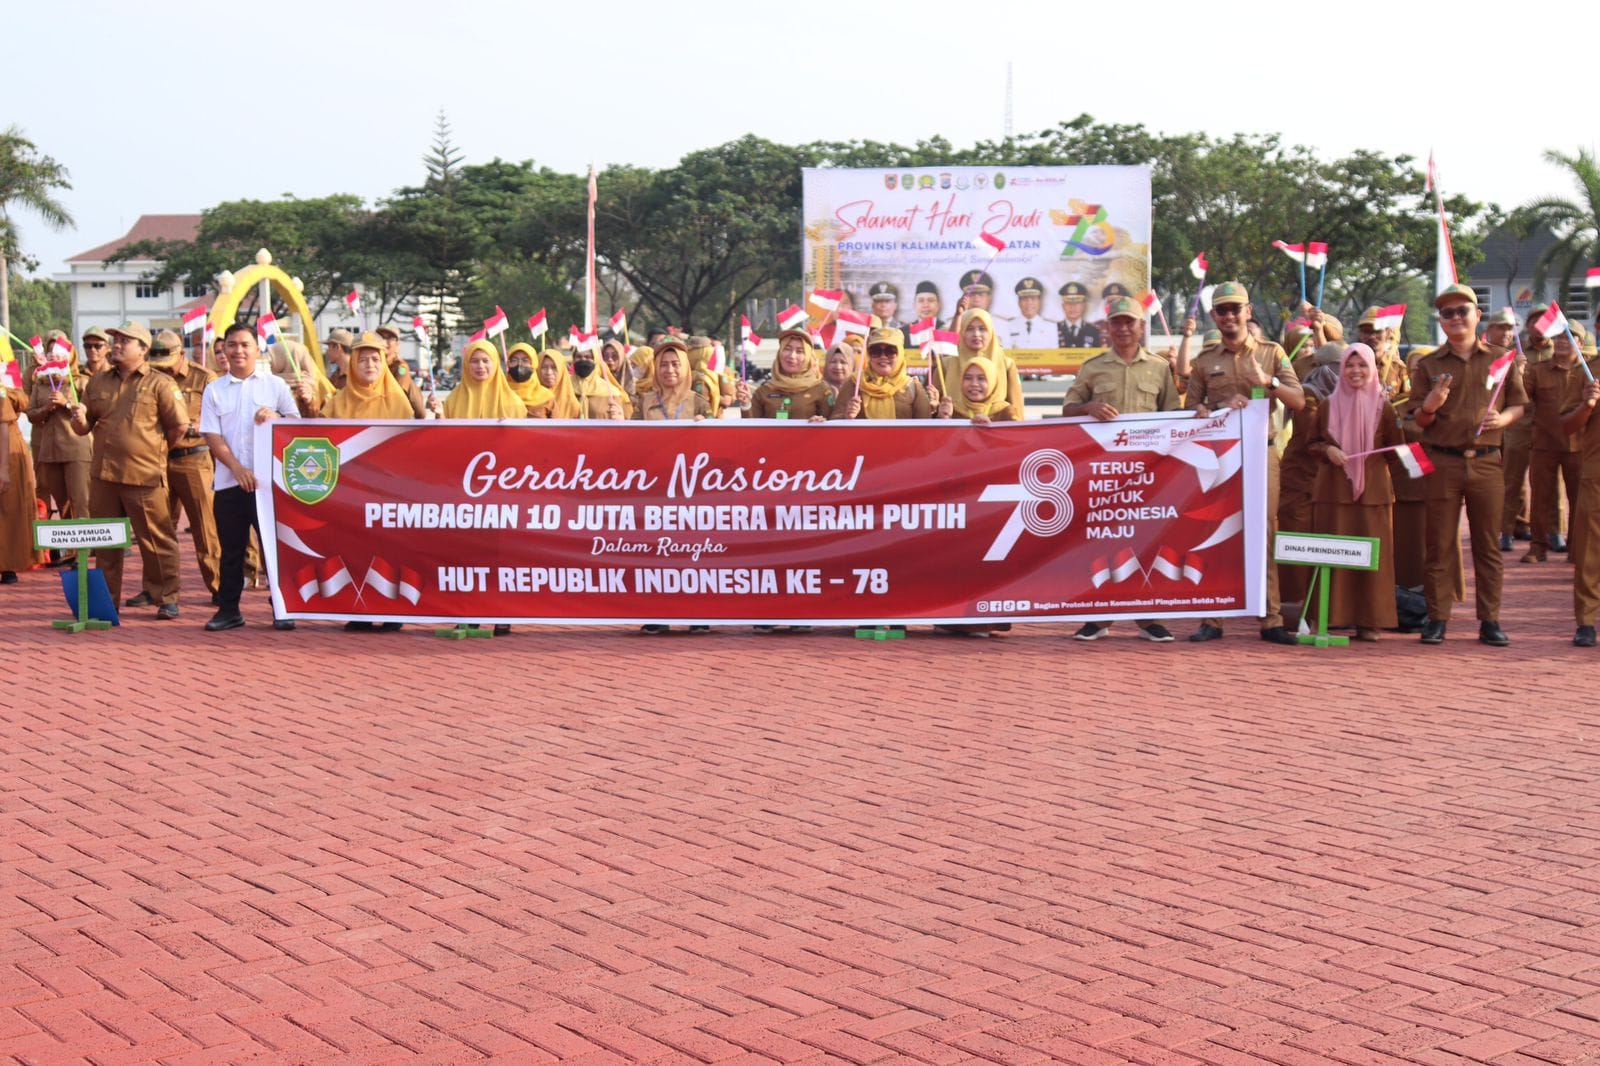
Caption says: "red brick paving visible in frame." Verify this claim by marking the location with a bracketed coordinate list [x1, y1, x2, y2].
[3, 545, 1600, 1064]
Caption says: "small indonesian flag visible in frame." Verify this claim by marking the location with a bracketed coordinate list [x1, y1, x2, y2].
[344, 289, 361, 317]
[740, 315, 761, 351]
[705, 341, 726, 375]
[777, 304, 808, 331]
[0, 361, 21, 390]
[1188, 252, 1208, 280]
[1372, 303, 1407, 331]
[836, 308, 871, 337]
[608, 308, 626, 335]
[1534, 302, 1569, 339]
[808, 289, 843, 313]
[1486, 349, 1516, 390]
[527, 309, 548, 338]
[1090, 549, 1142, 588]
[909, 317, 936, 347]
[469, 327, 487, 343]
[38, 340, 72, 381]
[928, 330, 959, 358]
[296, 557, 354, 601]
[182, 306, 208, 335]
[411, 315, 431, 347]
[1139, 291, 1159, 315]
[1150, 546, 1183, 581]
[1587, 268, 1600, 289]
[483, 306, 509, 338]
[28, 336, 43, 358]
[574, 330, 600, 354]
[202, 321, 215, 348]
[1182, 552, 1205, 585]
[1396, 442, 1435, 479]
[48, 338, 73, 364]
[1272, 241, 1329, 269]
[975, 231, 1006, 254]
[256, 312, 280, 346]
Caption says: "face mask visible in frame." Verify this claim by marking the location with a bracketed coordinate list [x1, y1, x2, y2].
[574, 359, 595, 377]
[507, 364, 533, 383]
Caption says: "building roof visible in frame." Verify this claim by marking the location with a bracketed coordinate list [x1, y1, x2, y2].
[66, 214, 201, 263]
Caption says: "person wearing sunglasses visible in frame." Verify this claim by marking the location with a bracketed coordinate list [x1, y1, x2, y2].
[1408, 285, 1527, 646]
[1183, 282, 1305, 646]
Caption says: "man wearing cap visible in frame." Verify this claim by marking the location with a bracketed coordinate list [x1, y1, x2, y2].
[26, 330, 92, 527]
[868, 282, 906, 336]
[1523, 322, 1587, 564]
[1357, 306, 1409, 400]
[1185, 281, 1305, 645]
[1408, 285, 1526, 645]
[80, 326, 112, 376]
[147, 329, 222, 601]
[66, 321, 189, 618]
[1007, 277, 1055, 349]
[376, 324, 427, 418]
[1057, 282, 1102, 348]
[1062, 296, 1182, 643]
[1498, 307, 1546, 549]
[957, 270, 995, 315]
[913, 281, 946, 329]
[200, 323, 301, 632]
[1563, 332, 1600, 646]
[324, 327, 354, 390]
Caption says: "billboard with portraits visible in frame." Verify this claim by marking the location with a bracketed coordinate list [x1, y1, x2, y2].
[801, 165, 1152, 373]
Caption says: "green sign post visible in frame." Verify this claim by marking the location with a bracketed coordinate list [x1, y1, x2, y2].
[1272, 531, 1381, 648]
[31, 518, 132, 633]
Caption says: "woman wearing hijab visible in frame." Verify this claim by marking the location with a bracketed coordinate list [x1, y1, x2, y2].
[685, 336, 732, 417]
[632, 337, 709, 634]
[831, 328, 934, 420]
[444, 339, 526, 420]
[943, 309, 1025, 421]
[325, 332, 439, 419]
[935, 354, 1015, 424]
[1306, 342, 1402, 640]
[572, 343, 631, 420]
[0, 384, 39, 583]
[521, 348, 584, 419]
[821, 342, 854, 414]
[600, 338, 636, 398]
[504, 343, 548, 416]
[749, 329, 831, 421]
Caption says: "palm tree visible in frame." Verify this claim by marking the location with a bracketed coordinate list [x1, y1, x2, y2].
[0, 125, 74, 331]
[1521, 147, 1600, 306]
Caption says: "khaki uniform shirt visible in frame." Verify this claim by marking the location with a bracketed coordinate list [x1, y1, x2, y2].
[1525, 359, 1582, 453]
[1064, 348, 1180, 414]
[1409, 340, 1527, 450]
[1185, 336, 1301, 436]
[750, 381, 834, 420]
[164, 360, 217, 454]
[25, 374, 92, 463]
[633, 390, 711, 421]
[80, 364, 188, 486]
[1566, 358, 1600, 477]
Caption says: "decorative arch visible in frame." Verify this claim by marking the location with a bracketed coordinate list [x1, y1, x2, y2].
[209, 258, 324, 370]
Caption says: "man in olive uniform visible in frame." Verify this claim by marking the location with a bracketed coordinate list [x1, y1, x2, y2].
[1006, 277, 1055, 349]
[324, 326, 354, 390]
[1409, 285, 1526, 645]
[1057, 282, 1102, 348]
[1356, 305, 1409, 400]
[1093, 283, 1130, 339]
[1523, 323, 1587, 563]
[149, 329, 221, 601]
[1563, 339, 1600, 646]
[26, 334, 92, 525]
[80, 326, 112, 376]
[1499, 306, 1546, 549]
[1184, 282, 1305, 645]
[67, 321, 189, 618]
[1063, 296, 1182, 642]
[376, 323, 427, 417]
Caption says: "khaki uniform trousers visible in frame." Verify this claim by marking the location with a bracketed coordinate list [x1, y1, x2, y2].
[167, 451, 221, 594]
[1529, 449, 1579, 555]
[1424, 451, 1504, 623]
[1501, 421, 1533, 535]
[90, 479, 181, 606]
[35, 459, 90, 520]
[1573, 477, 1600, 626]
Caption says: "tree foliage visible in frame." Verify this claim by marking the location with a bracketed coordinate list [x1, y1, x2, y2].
[1518, 147, 1600, 299]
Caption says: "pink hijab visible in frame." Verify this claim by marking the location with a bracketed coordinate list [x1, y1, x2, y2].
[1326, 343, 1384, 500]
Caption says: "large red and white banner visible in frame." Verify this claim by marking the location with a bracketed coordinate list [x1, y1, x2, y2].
[257, 405, 1268, 625]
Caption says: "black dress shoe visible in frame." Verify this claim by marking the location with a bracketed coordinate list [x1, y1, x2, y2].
[1479, 621, 1509, 646]
[1188, 623, 1224, 642]
[493, 624, 510, 636]
[344, 621, 375, 632]
[205, 610, 245, 631]
[125, 591, 154, 607]
[1499, 533, 1513, 552]
[1551, 534, 1569, 552]
[1420, 619, 1447, 644]
[1260, 626, 1299, 646]
[0, 571, 16, 584]
[1575, 625, 1597, 647]
[378, 622, 404, 632]
[156, 603, 180, 620]
[272, 619, 296, 631]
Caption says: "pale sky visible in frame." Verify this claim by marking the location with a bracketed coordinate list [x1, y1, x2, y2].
[11, 0, 1594, 275]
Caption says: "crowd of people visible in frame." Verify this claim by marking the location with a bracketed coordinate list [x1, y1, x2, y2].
[3, 282, 1598, 647]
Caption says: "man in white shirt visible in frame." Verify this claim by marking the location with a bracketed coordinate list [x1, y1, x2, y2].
[200, 323, 301, 631]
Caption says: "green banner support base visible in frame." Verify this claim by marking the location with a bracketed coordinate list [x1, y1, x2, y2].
[56, 549, 114, 635]
[435, 625, 494, 640]
[52, 618, 113, 633]
[855, 626, 905, 641]
[1294, 566, 1349, 648]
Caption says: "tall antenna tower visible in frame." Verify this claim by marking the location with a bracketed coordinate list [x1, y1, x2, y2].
[1004, 62, 1014, 139]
